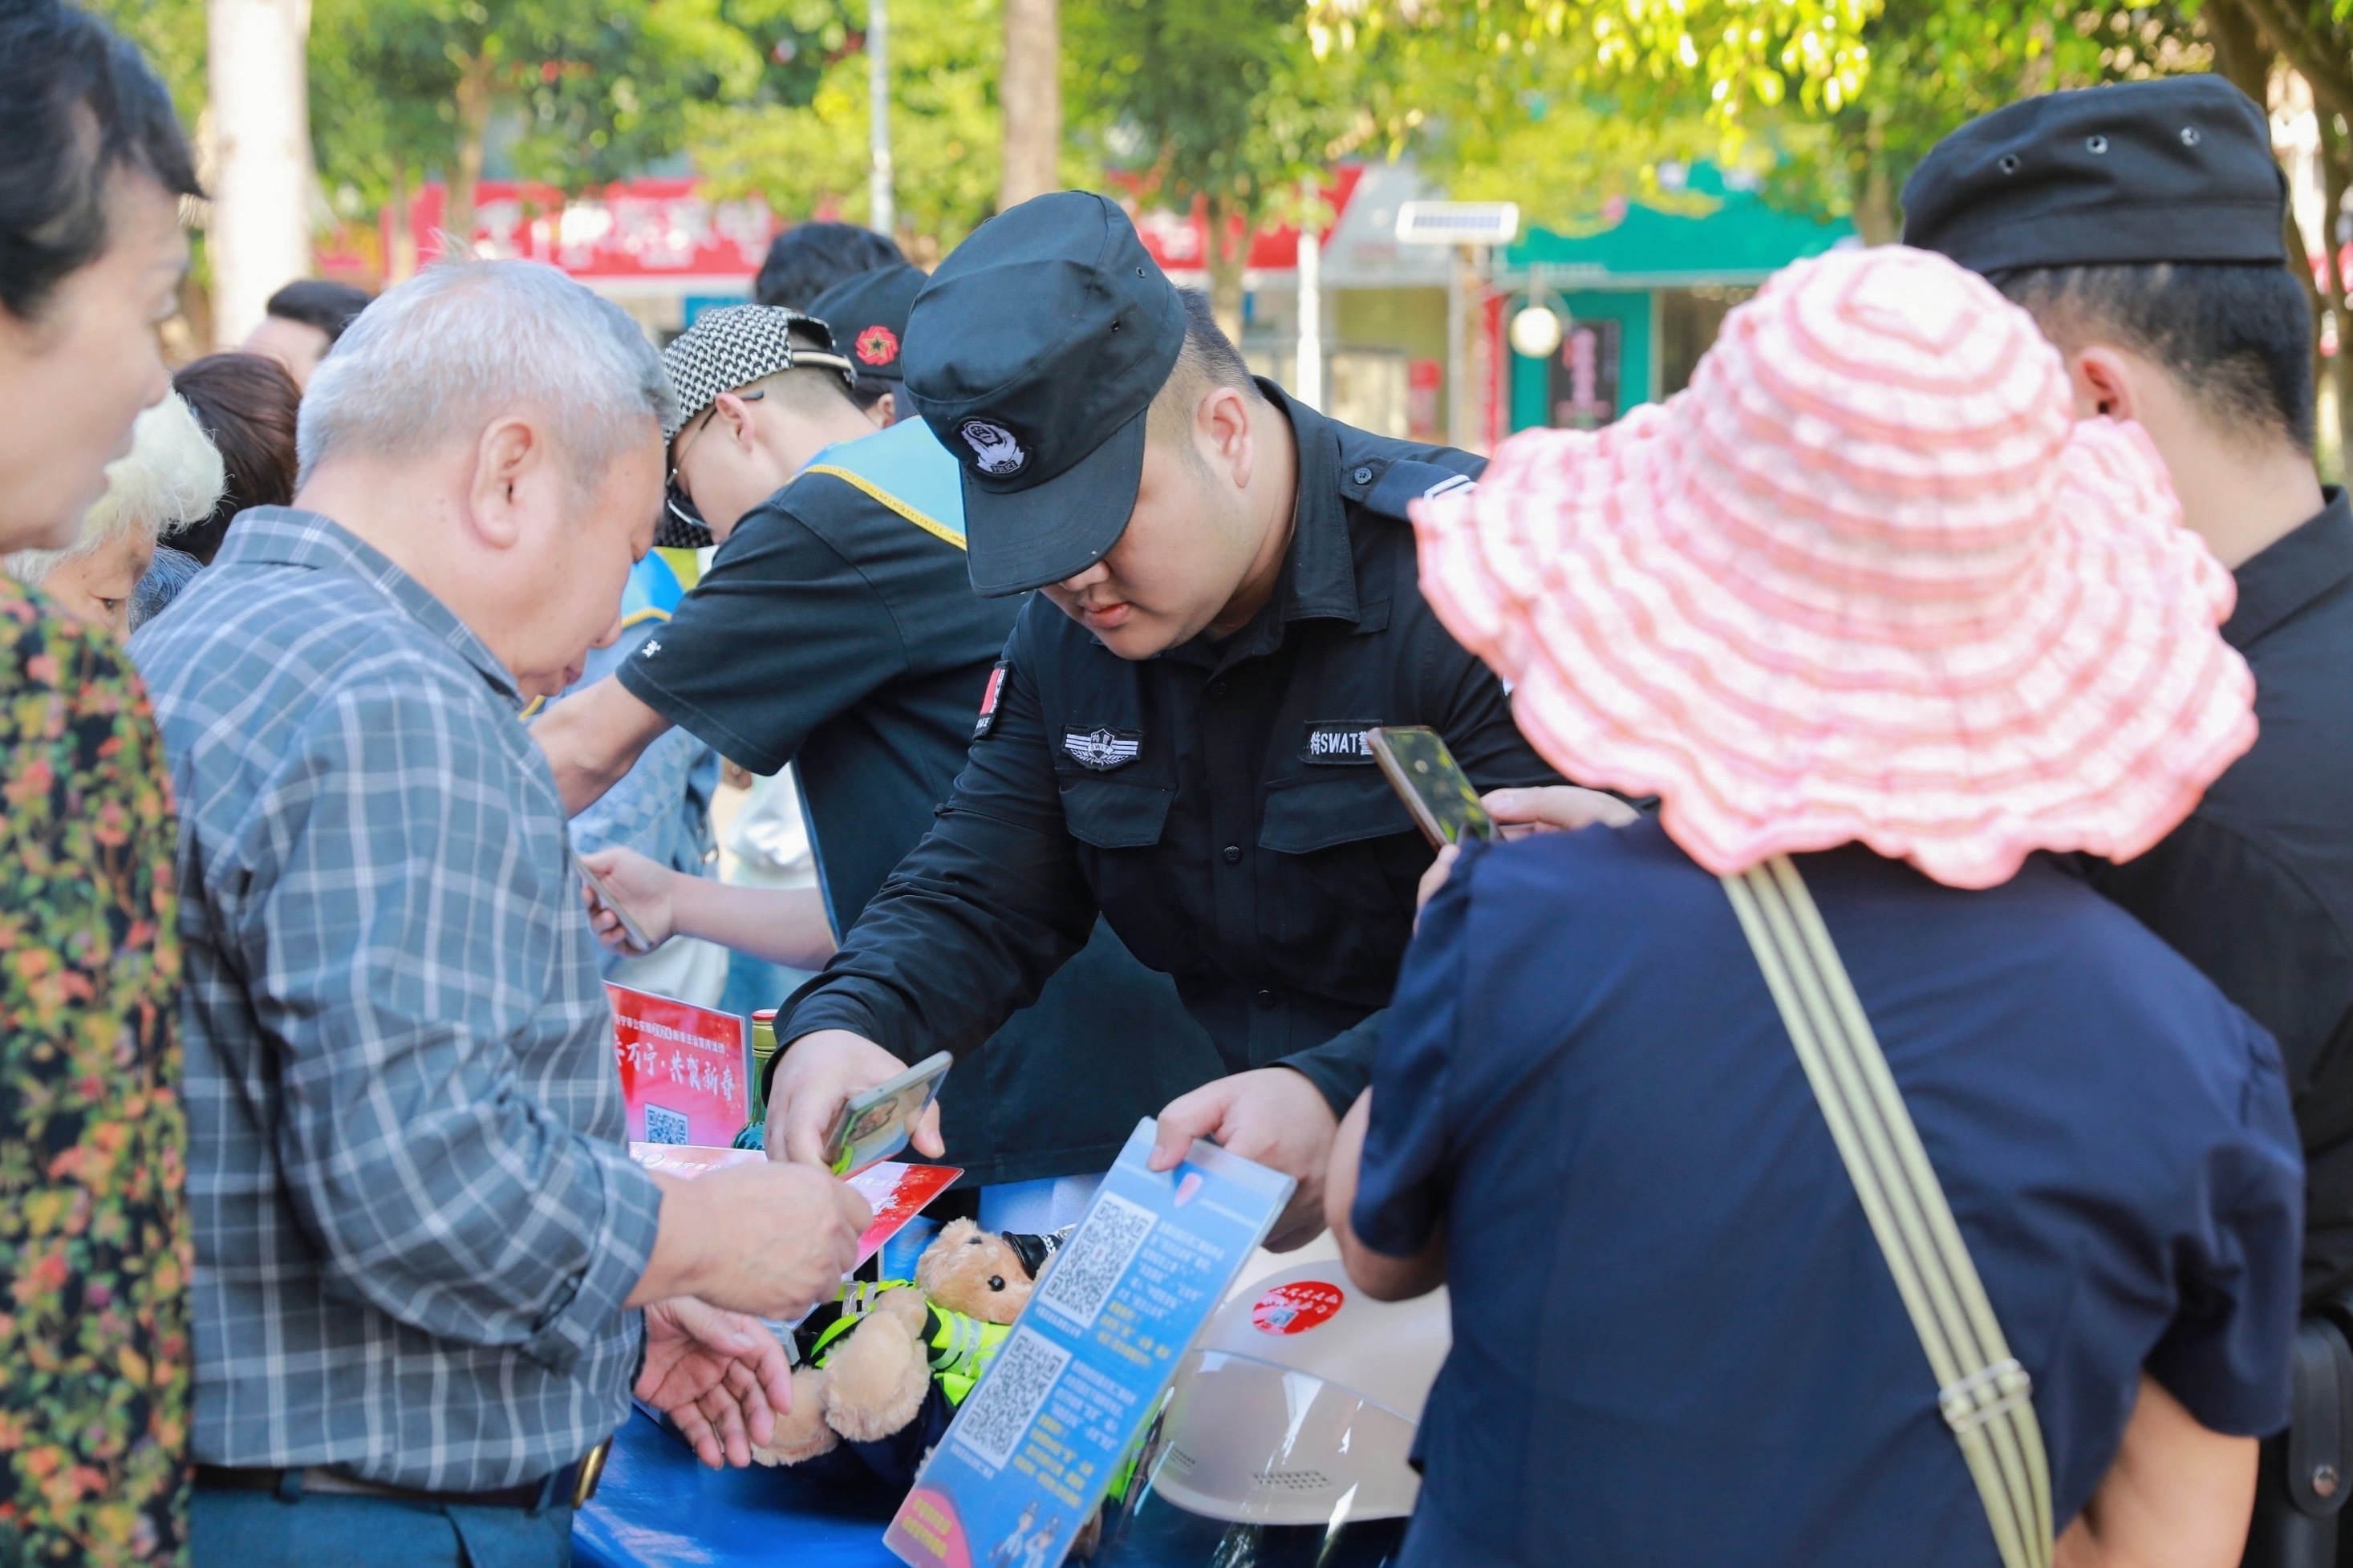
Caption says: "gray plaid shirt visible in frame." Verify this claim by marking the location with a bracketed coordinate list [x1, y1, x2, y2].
[130, 508, 663, 1491]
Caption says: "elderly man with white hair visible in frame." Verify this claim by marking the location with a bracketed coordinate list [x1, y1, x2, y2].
[130, 259, 874, 1568]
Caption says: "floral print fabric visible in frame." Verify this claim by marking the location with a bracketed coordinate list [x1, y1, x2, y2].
[0, 577, 189, 1565]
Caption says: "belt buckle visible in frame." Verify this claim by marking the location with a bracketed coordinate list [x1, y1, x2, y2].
[570, 1436, 612, 1509]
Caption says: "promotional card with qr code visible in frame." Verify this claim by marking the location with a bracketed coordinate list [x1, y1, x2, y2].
[885, 1119, 1294, 1568]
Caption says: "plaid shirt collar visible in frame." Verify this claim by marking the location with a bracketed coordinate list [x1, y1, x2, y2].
[216, 506, 524, 707]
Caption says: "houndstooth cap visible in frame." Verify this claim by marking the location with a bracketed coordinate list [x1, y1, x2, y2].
[658, 305, 858, 441]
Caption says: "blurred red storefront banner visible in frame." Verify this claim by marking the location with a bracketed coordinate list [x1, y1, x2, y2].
[393, 177, 779, 286]
[343, 171, 1365, 293]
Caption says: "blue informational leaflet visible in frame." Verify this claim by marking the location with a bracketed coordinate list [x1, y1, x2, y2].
[885, 1119, 1295, 1568]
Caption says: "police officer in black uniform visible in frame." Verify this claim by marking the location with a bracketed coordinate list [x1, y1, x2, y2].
[1907, 78, 2353, 1566]
[766, 192, 1575, 1242]
[533, 304, 1224, 1199]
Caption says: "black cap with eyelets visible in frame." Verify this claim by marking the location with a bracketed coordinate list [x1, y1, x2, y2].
[1901, 76, 2287, 275]
[902, 191, 1188, 598]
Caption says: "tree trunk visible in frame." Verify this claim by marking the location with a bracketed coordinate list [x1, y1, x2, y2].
[1203, 190, 1248, 341]
[1852, 110, 1900, 245]
[2231, 0, 2353, 119]
[2319, 108, 2353, 473]
[2206, 0, 2274, 107]
[388, 164, 418, 284]
[1000, 0, 1061, 210]
[444, 52, 495, 261]
[205, 0, 313, 345]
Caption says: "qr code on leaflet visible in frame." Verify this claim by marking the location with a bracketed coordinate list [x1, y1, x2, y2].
[1032, 1191, 1156, 1331]
[643, 1103, 690, 1145]
[951, 1326, 1071, 1473]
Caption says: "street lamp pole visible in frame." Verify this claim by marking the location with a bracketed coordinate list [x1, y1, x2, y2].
[868, 0, 895, 237]
[1296, 179, 1324, 411]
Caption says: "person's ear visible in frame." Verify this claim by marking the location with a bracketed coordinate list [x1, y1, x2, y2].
[711, 391, 764, 456]
[869, 391, 897, 428]
[1199, 385, 1256, 492]
[465, 415, 544, 549]
[2068, 345, 2140, 424]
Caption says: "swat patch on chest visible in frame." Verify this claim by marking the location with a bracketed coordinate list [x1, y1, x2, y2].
[1063, 727, 1142, 771]
[973, 660, 1009, 740]
[1302, 721, 1379, 765]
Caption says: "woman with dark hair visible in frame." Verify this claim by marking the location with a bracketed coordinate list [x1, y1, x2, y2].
[0, 1, 200, 1562]
[168, 351, 298, 563]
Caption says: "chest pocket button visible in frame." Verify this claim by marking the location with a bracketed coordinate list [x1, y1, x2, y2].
[1253, 988, 1278, 1011]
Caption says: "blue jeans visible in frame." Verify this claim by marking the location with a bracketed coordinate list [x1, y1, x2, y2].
[193, 1485, 572, 1568]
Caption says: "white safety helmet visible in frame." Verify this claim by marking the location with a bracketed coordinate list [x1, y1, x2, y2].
[1140, 1259, 1450, 1528]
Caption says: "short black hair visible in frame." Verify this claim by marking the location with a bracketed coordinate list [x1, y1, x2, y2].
[264, 278, 374, 343]
[1990, 262, 2316, 452]
[753, 222, 906, 309]
[1146, 290, 1262, 450]
[0, 0, 200, 322]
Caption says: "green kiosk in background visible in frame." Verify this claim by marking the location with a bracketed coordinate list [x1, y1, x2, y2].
[1503, 164, 1855, 433]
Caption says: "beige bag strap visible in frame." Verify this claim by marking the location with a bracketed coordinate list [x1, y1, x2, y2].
[1723, 856, 2053, 1568]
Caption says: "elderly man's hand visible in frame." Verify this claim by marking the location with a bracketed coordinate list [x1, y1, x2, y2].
[1150, 1068, 1340, 1251]
[640, 1161, 873, 1323]
[637, 1297, 793, 1469]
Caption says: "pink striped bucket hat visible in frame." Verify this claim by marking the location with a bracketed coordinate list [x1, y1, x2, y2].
[1412, 245, 2256, 889]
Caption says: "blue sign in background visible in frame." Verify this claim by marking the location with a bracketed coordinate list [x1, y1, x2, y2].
[886, 1120, 1293, 1568]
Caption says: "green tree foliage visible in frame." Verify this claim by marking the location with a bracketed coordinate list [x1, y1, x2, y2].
[1067, 0, 1369, 324]
[87, 0, 208, 128]
[1306, 0, 1875, 130]
[308, 0, 762, 249]
[687, 0, 1015, 257]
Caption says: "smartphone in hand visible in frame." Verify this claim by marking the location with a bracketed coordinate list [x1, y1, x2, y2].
[822, 1051, 954, 1177]
[576, 855, 658, 955]
[1368, 726, 1497, 849]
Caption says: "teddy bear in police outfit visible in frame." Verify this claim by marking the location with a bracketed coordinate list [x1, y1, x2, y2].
[755, 1218, 1064, 1487]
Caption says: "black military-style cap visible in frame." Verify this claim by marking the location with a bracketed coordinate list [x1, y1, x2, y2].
[903, 191, 1187, 598]
[809, 262, 927, 383]
[1902, 76, 2287, 275]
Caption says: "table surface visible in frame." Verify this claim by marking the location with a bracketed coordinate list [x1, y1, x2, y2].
[574, 1411, 903, 1568]
[574, 1410, 1408, 1568]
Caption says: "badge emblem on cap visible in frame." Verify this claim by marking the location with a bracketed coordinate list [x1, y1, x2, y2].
[960, 420, 1028, 476]
[854, 324, 899, 367]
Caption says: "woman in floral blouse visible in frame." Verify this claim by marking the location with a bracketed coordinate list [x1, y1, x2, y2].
[0, 5, 205, 1562]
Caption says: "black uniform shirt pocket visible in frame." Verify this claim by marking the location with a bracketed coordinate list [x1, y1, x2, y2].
[1061, 778, 1174, 849]
[1257, 773, 1429, 1005]
[1260, 772, 1418, 853]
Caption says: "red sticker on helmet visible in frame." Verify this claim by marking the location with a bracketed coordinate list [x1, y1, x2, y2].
[1252, 1281, 1345, 1335]
[855, 323, 900, 367]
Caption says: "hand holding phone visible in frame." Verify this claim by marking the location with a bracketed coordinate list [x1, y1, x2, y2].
[1368, 726, 1497, 849]
[575, 853, 658, 954]
[820, 1051, 954, 1177]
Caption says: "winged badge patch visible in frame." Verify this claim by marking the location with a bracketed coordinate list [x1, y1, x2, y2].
[1064, 727, 1142, 771]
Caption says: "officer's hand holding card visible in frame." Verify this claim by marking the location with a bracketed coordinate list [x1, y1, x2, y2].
[769, 1028, 951, 1170]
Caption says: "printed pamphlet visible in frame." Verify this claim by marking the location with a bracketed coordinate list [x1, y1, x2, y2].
[884, 1119, 1294, 1568]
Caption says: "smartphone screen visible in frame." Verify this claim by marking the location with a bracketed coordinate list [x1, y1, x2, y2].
[1368, 726, 1497, 849]
[822, 1051, 955, 1177]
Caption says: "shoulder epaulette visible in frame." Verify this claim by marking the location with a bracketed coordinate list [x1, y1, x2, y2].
[1353, 457, 1482, 522]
